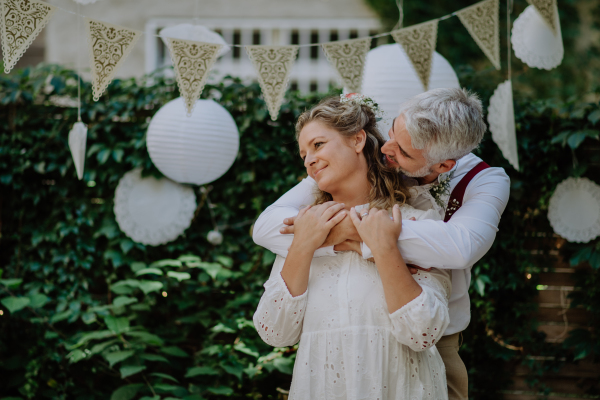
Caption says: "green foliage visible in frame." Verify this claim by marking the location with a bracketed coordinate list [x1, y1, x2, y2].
[1, 63, 599, 399]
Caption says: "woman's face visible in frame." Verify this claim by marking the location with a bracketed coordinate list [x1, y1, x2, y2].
[298, 121, 366, 194]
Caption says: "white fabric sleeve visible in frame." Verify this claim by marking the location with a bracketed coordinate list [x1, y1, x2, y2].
[361, 168, 510, 269]
[253, 256, 308, 347]
[389, 269, 451, 352]
[252, 177, 335, 258]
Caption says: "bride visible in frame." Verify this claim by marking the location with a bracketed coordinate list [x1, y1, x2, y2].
[253, 95, 451, 400]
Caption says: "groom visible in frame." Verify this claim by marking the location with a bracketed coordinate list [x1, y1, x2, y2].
[252, 88, 510, 400]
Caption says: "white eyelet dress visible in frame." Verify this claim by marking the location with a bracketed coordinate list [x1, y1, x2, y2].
[253, 204, 452, 400]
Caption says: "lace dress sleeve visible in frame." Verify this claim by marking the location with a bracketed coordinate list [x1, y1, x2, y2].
[388, 268, 451, 352]
[253, 255, 308, 347]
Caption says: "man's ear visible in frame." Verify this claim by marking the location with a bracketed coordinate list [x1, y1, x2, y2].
[433, 159, 456, 174]
[354, 129, 367, 153]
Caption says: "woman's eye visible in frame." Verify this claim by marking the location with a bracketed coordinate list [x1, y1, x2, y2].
[314, 142, 323, 149]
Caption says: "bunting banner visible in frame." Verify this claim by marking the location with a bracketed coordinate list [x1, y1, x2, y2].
[166, 38, 222, 115]
[246, 45, 298, 121]
[86, 19, 141, 101]
[526, 0, 558, 34]
[391, 20, 438, 91]
[321, 37, 371, 93]
[487, 80, 519, 171]
[457, 0, 500, 70]
[0, 0, 56, 74]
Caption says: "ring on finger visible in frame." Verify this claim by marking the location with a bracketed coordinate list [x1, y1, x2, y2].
[360, 212, 369, 218]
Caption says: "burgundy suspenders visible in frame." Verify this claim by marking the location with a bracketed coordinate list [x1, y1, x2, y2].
[443, 162, 490, 222]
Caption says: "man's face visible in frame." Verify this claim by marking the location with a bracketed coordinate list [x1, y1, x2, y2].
[381, 115, 432, 178]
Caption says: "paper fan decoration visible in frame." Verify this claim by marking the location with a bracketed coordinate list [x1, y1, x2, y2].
[511, 5, 563, 70]
[548, 177, 600, 243]
[487, 80, 519, 170]
[114, 168, 197, 246]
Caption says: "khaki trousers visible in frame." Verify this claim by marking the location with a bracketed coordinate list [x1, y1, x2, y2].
[436, 333, 468, 400]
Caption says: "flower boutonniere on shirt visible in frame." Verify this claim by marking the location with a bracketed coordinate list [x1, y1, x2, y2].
[429, 170, 455, 210]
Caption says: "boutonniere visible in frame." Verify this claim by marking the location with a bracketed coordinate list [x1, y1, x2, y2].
[429, 170, 455, 209]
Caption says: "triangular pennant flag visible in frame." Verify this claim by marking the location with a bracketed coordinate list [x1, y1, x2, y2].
[526, 0, 558, 34]
[246, 45, 298, 121]
[86, 19, 141, 101]
[68, 122, 88, 180]
[391, 20, 438, 91]
[488, 80, 519, 170]
[0, 0, 56, 74]
[166, 38, 222, 115]
[321, 37, 371, 93]
[457, 0, 500, 70]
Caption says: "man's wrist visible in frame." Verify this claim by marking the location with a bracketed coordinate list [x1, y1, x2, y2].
[289, 240, 319, 254]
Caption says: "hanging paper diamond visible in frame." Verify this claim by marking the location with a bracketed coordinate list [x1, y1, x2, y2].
[68, 122, 88, 180]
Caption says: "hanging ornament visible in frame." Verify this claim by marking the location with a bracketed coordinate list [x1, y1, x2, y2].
[488, 80, 519, 170]
[0, 0, 56, 74]
[321, 37, 371, 94]
[526, 0, 558, 34]
[246, 45, 299, 121]
[511, 5, 563, 70]
[159, 24, 230, 58]
[456, 0, 501, 70]
[391, 20, 439, 91]
[165, 38, 222, 116]
[114, 168, 197, 246]
[207, 230, 223, 245]
[68, 122, 88, 180]
[146, 97, 239, 185]
[85, 19, 141, 101]
[360, 44, 460, 137]
[548, 177, 600, 243]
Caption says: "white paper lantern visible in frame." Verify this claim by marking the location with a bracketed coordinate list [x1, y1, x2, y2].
[360, 44, 460, 138]
[147, 97, 240, 185]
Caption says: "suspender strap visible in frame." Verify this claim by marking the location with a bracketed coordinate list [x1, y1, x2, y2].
[443, 161, 490, 222]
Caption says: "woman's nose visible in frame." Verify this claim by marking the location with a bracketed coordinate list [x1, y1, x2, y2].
[304, 153, 316, 168]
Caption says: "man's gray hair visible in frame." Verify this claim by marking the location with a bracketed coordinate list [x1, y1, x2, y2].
[399, 87, 486, 164]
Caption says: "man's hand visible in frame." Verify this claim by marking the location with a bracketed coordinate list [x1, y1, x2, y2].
[333, 240, 362, 255]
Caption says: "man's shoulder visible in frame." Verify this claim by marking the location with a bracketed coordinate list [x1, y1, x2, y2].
[452, 153, 509, 182]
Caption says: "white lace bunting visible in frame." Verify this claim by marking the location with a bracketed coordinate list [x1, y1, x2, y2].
[526, 0, 558, 34]
[391, 20, 438, 91]
[165, 38, 222, 116]
[0, 0, 56, 74]
[246, 45, 299, 121]
[321, 37, 371, 93]
[457, 0, 500, 70]
[68, 122, 87, 180]
[85, 19, 140, 101]
[487, 80, 519, 171]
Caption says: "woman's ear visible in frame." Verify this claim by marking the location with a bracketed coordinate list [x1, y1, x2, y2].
[354, 129, 367, 153]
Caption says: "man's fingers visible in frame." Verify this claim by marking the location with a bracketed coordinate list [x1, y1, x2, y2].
[392, 204, 402, 223]
[279, 225, 295, 234]
[408, 267, 418, 275]
[283, 215, 297, 226]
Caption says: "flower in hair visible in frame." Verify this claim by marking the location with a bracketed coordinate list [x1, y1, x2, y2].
[340, 93, 385, 122]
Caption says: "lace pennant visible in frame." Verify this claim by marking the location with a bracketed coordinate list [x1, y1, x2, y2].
[246, 45, 299, 121]
[457, 0, 500, 70]
[526, 0, 558, 34]
[166, 38, 222, 115]
[487, 80, 519, 171]
[391, 20, 438, 91]
[86, 19, 140, 101]
[321, 38, 371, 93]
[0, 0, 56, 74]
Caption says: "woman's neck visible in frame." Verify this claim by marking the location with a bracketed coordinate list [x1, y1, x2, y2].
[330, 175, 371, 209]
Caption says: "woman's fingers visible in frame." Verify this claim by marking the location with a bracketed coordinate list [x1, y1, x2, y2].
[325, 209, 347, 229]
[296, 205, 311, 219]
[349, 207, 362, 229]
[392, 204, 402, 223]
[321, 202, 346, 220]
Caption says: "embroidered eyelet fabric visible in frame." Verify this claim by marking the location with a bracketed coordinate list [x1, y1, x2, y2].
[254, 206, 451, 399]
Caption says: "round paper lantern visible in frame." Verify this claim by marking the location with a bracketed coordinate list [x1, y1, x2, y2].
[360, 44, 460, 137]
[147, 97, 240, 185]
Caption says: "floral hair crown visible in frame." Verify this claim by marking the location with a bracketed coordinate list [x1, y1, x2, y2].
[340, 93, 385, 122]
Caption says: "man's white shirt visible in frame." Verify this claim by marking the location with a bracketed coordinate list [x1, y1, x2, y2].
[252, 153, 510, 335]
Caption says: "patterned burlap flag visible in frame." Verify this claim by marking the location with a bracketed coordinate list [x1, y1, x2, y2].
[526, 0, 558, 34]
[457, 0, 500, 70]
[246, 45, 299, 121]
[1, 0, 56, 73]
[166, 38, 222, 115]
[86, 19, 141, 101]
[321, 37, 371, 93]
[391, 20, 439, 91]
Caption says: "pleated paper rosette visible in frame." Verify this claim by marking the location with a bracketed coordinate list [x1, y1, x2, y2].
[548, 177, 600, 243]
[114, 168, 197, 246]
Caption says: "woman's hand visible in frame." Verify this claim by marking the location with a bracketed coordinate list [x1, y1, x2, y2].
[349, 204, 402, 256]
[291, 201, 347, 252]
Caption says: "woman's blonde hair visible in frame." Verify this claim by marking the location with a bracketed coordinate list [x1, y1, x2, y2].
[295, 97, 410, 210]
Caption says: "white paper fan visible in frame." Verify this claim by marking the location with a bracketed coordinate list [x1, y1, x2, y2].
[487, 80, 519, 170]
[511, 5, 563, 70]
[548, 177, 600, 243]
[114, 168, 197, 246]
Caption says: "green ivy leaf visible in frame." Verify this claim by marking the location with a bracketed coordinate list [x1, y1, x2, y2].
[28, 293, 49, 308]
[120, 365, 146, 379]
[150, 372, 179, 382]
[113, 296, 138, 307]
[50, 309, 73, 323]
[139, 280, 163, 294]
[1, 296, 30, 313]
[135, 268, 163, 276]
[167, 271, 191, 281]
[124, 331, 164, 346]
[139, 353, 170, 363]
[588, 109, 600, 124]
[161, 346, 188, 357]
[207, 386, 234, 396]
[66, 349, 87, 364]
[184, 366, 219, 377]
[110, 384, 144, 400]
[105, 350, 135, 367]
[0, 279, 23, 288]
[105, 316, 130, 334]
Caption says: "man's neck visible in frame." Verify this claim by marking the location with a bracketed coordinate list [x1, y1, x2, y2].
[417, 171, 441, 185]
